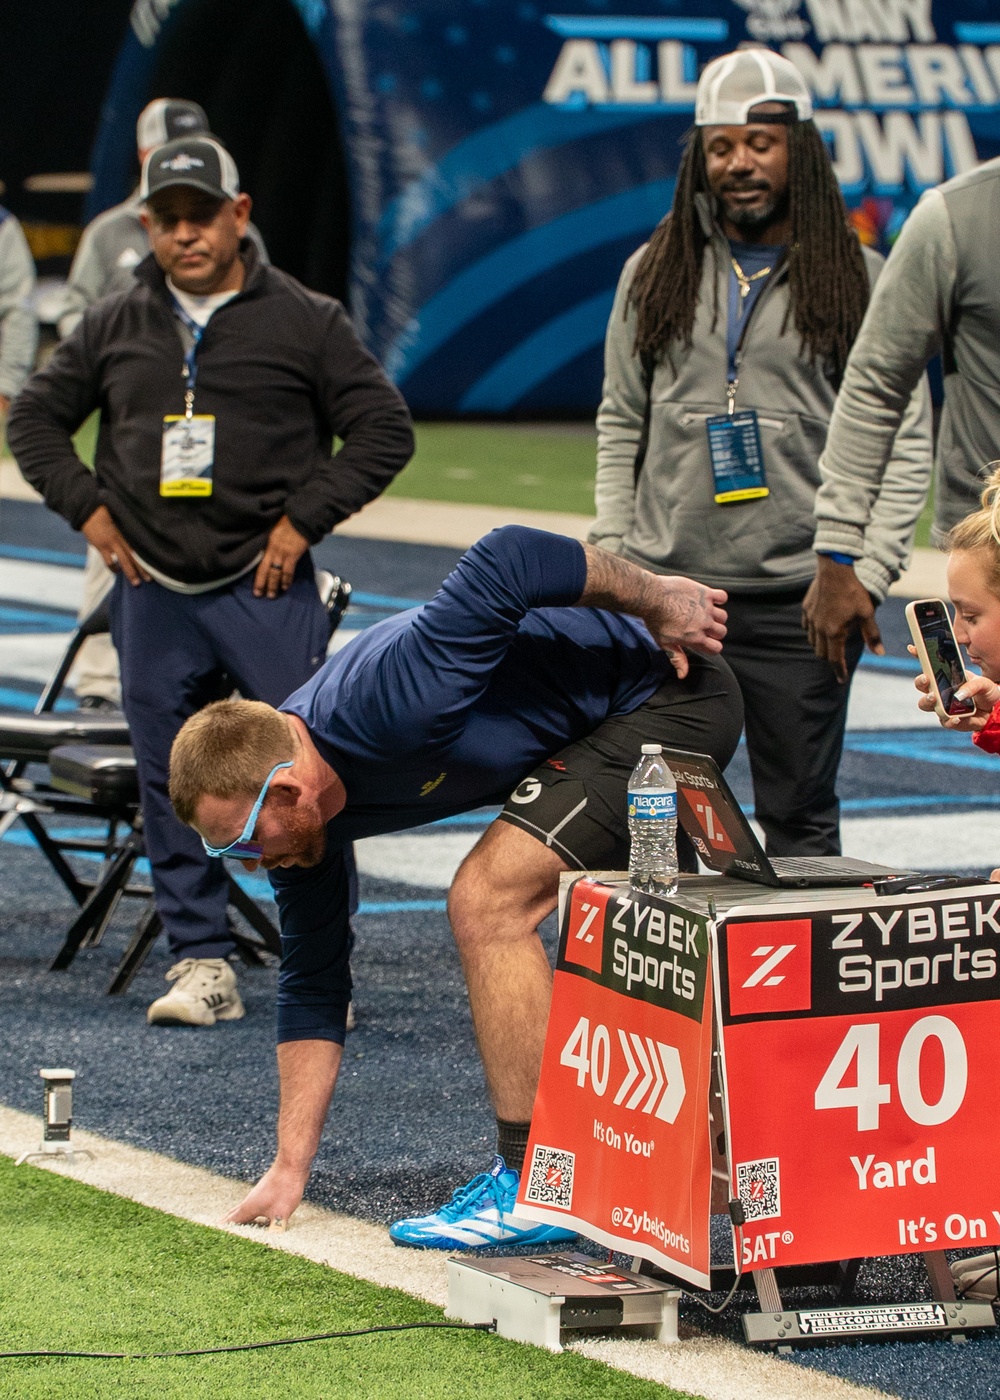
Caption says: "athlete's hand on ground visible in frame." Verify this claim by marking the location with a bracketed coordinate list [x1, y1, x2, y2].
[81, 504, 150, 587]
[803, 556, 883, 683]
[254, 515, 310, 598]
[913, 659, 1000, 732]
[647, 576, 728, 680]
[223, 1159, 310, 1227]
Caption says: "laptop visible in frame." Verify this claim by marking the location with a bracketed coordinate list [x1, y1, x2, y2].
[662, 748, 913, 889]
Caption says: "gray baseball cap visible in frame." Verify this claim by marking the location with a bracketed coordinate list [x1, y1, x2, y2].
[136, 98, 209, 152]
[140, 136, 240, 203]
[695, 49, 812, 127]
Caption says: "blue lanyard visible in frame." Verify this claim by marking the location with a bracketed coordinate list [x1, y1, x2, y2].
[170, 296, 205, 420]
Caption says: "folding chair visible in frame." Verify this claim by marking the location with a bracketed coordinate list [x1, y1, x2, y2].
[0, 594, 132, 907]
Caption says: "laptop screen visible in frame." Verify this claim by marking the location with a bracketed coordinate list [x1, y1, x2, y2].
[661, 749, 774, 885]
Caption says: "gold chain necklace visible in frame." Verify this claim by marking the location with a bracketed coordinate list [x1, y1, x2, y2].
[730, 254, 772, 318]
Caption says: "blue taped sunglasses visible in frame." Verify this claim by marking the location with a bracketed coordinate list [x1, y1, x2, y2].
[201, 760, 294, 860]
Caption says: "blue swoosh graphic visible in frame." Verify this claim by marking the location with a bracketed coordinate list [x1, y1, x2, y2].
[459, 287, 616, 412]
[378, 103, 675, 264]
[844, 735, 1000, 772]
[544, 15, 727, 40]
[389, 180, 673, 383]
[954, 22, 1000, 42]
[0, 543, 85, 567]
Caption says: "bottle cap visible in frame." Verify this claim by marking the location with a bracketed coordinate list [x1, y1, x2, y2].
[640, 743, 661, 754]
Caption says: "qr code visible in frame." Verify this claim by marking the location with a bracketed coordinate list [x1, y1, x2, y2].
[524, 1145, 575, 1211]
[735, 1157, 781, 1222]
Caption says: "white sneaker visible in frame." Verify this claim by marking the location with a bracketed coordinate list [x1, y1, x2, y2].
[147, 958, 245, 1027]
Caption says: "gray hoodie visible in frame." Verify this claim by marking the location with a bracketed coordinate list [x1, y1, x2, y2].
[816, 157, 1000, 554]
[0, 211, 37, 400]
[592, 197, 931, 600]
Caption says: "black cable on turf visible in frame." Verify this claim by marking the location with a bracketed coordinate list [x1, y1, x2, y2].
[0, 1319, 495, 1361]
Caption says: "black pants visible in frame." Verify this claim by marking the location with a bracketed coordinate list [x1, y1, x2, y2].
[723, 589, 863, 857]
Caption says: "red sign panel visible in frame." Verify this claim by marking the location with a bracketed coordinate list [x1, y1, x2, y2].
[717, 891, 1000, 1271]
[518, 879, 714, 1287]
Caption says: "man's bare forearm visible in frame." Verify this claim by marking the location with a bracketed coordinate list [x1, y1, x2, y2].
[274, 1039, 343, 1171]
[579, 543, 727, 674]
[580, 542, 664, 612]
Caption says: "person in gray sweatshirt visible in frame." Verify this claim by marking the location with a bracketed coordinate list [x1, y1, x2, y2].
[592, 49, 931, 856]
[806, 158, 1000, 676]
[0, 210, 37, 411]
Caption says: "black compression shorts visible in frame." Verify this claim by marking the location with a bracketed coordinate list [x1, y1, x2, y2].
[498, 653, 743, 870]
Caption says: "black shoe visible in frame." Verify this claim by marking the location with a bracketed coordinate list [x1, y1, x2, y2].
[77, 695, 120, 713]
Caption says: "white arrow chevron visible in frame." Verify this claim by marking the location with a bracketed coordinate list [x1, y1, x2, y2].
[642, 1036, 664, 1114]
[613, 1029, 639, 1105]
[626, 1033, 653, 1110]
[653, 1043, 686, 1123]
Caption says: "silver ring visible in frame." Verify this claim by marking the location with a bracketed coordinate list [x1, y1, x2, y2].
[269, 563, 282, 570]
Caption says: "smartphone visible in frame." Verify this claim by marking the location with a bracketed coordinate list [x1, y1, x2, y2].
[905, 598, 976, 719]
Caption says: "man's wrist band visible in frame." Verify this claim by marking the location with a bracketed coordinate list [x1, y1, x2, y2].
[817, 550, 856, 566]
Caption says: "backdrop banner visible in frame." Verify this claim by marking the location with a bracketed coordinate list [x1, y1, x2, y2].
[517, 877, 714, 1287]
[715, 886, 1000, 1272]
[89, 2, 1000, 412]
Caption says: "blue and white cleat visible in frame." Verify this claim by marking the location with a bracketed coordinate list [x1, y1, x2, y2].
[389, 1155, 578, 1250]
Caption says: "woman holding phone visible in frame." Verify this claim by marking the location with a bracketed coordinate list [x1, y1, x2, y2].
[914, 464, 1000, 750]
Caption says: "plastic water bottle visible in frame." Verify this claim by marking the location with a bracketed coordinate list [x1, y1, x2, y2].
[627, 743, 678, 897]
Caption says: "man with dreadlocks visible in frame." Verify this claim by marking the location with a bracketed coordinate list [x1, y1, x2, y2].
[591, 49, 931, 856]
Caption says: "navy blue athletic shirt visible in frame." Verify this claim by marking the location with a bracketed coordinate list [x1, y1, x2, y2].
[271, 526, 670, 1043]
[280, 526, 670, 843]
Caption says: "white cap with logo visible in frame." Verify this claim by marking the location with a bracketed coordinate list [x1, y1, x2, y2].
[695, 48, 812, 127]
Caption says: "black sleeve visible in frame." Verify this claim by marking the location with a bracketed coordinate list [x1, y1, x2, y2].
[7, 317, 103, 531]
[282, 302, 415, 543]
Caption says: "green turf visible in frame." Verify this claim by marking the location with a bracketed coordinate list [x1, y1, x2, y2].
[385, 422, 598, 515]
[71, 409, 99, 468]
[63, 416, 600, 514]
[0, 1156, 696, 1400]
[914, 486, 936, 550]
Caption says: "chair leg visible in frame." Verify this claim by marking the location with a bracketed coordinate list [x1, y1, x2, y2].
[81, 886, 126, 949]
[230, 931, 267, 968]
[226, 876, 281, 955]
[50, 837, 140, 971]
[18, 810, 89, 906]
[106, 902, 162, 995]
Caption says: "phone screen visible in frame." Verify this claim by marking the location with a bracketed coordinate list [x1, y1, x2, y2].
[918, 605, 974, 715]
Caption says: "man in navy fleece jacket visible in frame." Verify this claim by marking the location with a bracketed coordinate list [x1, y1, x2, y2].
[169, 525, 742, 1245]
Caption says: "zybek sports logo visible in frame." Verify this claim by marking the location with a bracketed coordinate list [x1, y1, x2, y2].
[679, 786, 736, 854]
[563, 883, 609, 976]
[726, 919, 812, 1016]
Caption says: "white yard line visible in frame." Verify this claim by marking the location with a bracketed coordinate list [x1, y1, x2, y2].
[0, 558, 82, 610]
[846, 669, 939, 731]
[0, 1104, 891, 1400]
[841, 810, 1000, 869]
[0, 631, 73, 683]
